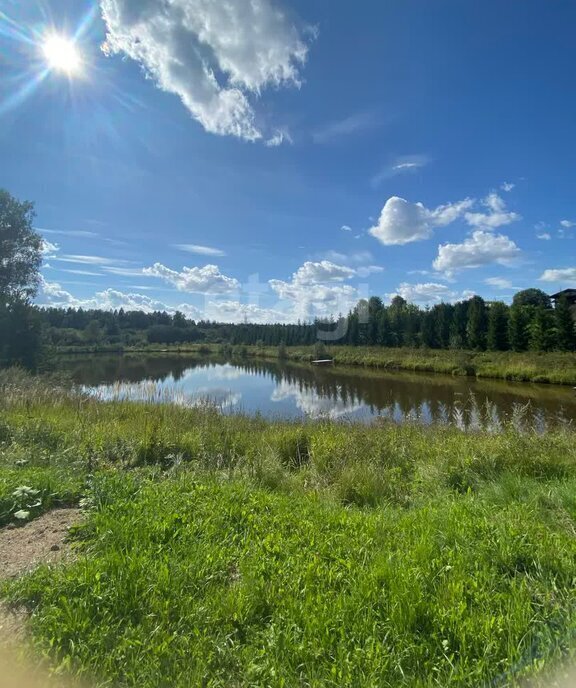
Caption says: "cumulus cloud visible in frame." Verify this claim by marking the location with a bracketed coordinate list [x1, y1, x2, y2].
[501, 182, 515, 192]
[37, 277, 202, 317]
[173, 244, 226, 257]
[289, 260, 356, 285]
[389, 282, 473, 305]
[269, 260, 359, 320]
[433, 231, 521, 275]
[369, 196, 474, 246]
[143, 263, 240, 294]
[317, 252, 383, 278]
[537, 233, 551, 240]
[206, 300, 289, 324]
[539, 268, 576, 283]
[464, 193, 521, 230]
[100, 0, 309, 141]
[560, 220, 576, 228]
[485, 277, 513, 289]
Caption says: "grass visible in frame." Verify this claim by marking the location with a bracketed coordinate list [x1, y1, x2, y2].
[59, 344, 576, 386]
[2, 368, 576, 685]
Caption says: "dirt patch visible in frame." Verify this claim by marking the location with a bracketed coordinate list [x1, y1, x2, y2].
[0, 509, 82, 652]
[0, 508, 82, 583]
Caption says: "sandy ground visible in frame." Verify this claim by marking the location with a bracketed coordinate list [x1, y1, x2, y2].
[0, 508, 82, 658]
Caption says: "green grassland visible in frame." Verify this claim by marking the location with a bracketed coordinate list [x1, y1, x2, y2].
[2, 369, 576, 686]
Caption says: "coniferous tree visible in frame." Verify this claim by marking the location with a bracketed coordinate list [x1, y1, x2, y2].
[508, 305, 530, 352]
[487, 301, 510, 351]
[529, 306, 554, 352]
[554, 295, 575, 351]
[466, 296, 488, 350]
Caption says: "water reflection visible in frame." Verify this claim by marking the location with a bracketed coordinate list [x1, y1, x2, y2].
[58, 354, 576, 429]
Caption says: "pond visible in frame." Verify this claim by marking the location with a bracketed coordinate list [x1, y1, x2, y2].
[57, 354, 576, 430]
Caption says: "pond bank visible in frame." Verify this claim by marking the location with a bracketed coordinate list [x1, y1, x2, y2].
[52, 343, 576, 386]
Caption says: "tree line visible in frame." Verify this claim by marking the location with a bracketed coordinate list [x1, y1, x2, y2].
[39, 288, 576, 353]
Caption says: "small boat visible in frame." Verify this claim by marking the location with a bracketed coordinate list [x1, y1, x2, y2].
[311, 359, 334, 366]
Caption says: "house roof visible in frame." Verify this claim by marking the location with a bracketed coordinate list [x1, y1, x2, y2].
[550, 289, 576, 299]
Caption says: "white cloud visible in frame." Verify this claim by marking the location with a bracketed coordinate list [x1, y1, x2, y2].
[290, 260, 355, 285]
[173, 244, 226, 257]
[37, 277, 202, 317]
[539, 268, 576, 284]
[206, 300, 289, 324]
[485, 277, 513, 289]
[54, 254, 130, 266]
[356, 265, 384, 278]
[41, 240, 59, 257]
[371, 155, 430, 187]
[100, 0, 309, 141]
[369, 196, 473, 246]
[264, 129, 292, 147]
[464, 193, 520, 230]
[341, 225, 352, 232]
[38, 227, 99, 238]
[143, 263, 240, 294]
[389, 282, 473, 305]
[537, 233, 552, 241]
[500, 182, 515, 192]
[61, 269, 103, 277]
[560, 220, 576, 228]
[317, 252, 383, 278]
[433, 231, 521, 275]
[312, 112, 378, 144]
[393, 162, 423, 172]
[102, 266, 146, 277]
[269, 261, 359, 320]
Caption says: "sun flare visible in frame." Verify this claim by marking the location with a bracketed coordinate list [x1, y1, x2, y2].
[42, 36, 82, 75]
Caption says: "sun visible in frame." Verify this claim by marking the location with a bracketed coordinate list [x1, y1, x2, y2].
[42, 36, 82, 76]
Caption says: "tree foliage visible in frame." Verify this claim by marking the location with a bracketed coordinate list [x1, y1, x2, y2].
[0, 189, 42, 302]
[0, 190, 44, 369]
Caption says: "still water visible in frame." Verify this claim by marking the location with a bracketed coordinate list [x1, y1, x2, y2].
[57, 354, 576, 429]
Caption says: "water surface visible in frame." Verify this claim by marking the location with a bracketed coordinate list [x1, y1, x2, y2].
[59, 354, 576, 429]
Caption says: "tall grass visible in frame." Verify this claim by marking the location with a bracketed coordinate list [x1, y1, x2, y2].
[2, 371, 576, 685]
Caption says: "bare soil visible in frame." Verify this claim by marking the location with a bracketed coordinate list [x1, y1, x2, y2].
[0, 509, 82, 650]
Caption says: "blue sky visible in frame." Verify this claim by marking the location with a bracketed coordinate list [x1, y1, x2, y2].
[1, 0, 575, 322]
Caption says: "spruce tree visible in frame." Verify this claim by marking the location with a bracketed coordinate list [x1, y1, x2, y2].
[508, 305, 530, 351]
[554, 295, 575, 351]
[466, 296, 488, 350]
[529, 306, 554, 351]
[487, 301, 510, 351]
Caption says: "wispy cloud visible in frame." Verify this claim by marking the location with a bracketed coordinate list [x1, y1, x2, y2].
[312, 112, 380, 144]
[485, 277, 513, 289]
[37, 227, 99, 238]
[60, 269, 103, 277]
[173, 244, 227, 257]
[53, 255, 132, 266]
[371, 155, 430, 187]
[101, 266, 145, 277]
